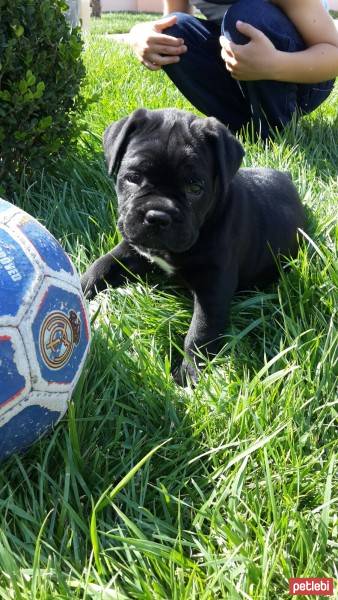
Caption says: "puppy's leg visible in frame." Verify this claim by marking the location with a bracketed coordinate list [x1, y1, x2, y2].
[81, 240, 154, 299]
[176, 268, 238, 385]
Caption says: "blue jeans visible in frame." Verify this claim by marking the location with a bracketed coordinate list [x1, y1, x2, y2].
[164, 0, 334, 138]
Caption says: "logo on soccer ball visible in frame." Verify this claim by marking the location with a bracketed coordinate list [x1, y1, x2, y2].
[39, 310, 81, 370]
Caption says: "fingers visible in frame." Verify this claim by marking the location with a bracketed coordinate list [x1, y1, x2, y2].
[148, 32, 185, 47]
[219, 21, 263, 52]
[219, 35, 239, 55]
[132, 15, 187, 71]
[219, 36, 241, 78]
[222, 56, 238, 78]
[154, 14, 178, 31]
[148, 42, 187, 56]
[220, 35, 238, 71]
[142, 60, 162, 71]
[220, 46, 235, 65]
[142, 53, 182, 69]
[235, 20, 263, 40]
[139, 35, 187, 70]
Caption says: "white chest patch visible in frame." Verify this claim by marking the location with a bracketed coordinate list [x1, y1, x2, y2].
[132, 245, 175, 275]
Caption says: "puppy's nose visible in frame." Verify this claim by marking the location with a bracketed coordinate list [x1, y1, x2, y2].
[144, 210, 171, 228]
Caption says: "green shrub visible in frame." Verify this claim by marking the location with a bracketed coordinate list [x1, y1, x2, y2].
[0, 0, 87, 193]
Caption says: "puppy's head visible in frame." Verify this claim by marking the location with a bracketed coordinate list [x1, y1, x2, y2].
[104, 108, 244, 254]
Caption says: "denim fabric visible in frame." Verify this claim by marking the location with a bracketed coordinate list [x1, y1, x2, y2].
[163, 0, 334, 138]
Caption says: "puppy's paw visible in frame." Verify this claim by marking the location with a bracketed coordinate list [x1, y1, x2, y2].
[81, 271, 105, 300]
[173, 360, 199, 387]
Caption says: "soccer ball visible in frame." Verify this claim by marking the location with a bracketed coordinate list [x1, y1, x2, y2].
[0, 198, 90, 461]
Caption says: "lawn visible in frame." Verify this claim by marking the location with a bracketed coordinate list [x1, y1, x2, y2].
[0, 14, 337, 600]
[89, 11, 161, 35]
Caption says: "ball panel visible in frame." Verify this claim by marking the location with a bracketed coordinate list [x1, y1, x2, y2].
[0, 328, 31, 409]
[0, 394, 66, 462]
[0, 225, 43, 325]
[20, 277, 90, 391]
[0, 198, 20, 224]
[0, 199, 11, 212]
[12, 213, 75, 277]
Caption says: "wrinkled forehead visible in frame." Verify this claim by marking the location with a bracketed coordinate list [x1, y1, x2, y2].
[121, 125, 212, 175]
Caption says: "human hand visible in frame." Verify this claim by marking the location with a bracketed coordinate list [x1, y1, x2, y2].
[129, 15, 187, 71]
[220, 21, 279, 81]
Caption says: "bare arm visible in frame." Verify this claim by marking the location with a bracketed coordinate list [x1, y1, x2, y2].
[271, 0, 338, 82]
[163, 0, 191, 14]
[220, 0, 338, 83]
[271, 0, 338, 47]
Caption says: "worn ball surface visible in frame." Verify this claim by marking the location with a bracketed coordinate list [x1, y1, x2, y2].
[0, 198, 90, 462]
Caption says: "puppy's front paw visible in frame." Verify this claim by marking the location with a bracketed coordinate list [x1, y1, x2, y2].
[173, 360, 199, 387]
[81, 270, 106, 300]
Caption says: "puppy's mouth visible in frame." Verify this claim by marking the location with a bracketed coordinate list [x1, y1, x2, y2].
[118, 208, 198, 253]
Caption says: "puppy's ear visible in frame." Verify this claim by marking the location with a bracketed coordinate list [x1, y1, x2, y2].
[204, 117, 245, 185]
[103, 108, 149, 176]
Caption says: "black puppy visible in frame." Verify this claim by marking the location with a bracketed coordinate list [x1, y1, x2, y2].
[82, 108, 305, 384]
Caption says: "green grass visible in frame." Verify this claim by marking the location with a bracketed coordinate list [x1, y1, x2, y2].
[1, 20, 338, 600]
[89, 12, 161, 35]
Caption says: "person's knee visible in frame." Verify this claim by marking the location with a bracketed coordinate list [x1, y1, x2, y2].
[223, 0, 304, 49]
[164, 12, 196, 38]
[223, 0, 275, 44]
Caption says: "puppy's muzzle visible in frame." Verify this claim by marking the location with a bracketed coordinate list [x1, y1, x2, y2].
[144, 209, 172, 229]
[121, 199, 194, 252]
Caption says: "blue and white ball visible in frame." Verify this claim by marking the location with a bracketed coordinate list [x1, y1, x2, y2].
[0, 198, 90, 461]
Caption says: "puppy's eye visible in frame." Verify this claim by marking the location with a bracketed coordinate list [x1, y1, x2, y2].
[184, 180, 204, 196]
[125, 172, 142, 185]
